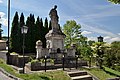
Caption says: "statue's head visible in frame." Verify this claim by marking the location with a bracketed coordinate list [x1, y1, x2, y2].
[54, 5, 57, 9]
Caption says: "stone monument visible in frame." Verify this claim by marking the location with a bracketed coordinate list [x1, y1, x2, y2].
[36, 5, 76, 59]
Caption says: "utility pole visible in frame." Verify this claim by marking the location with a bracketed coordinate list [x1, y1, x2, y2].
[8, 0, 10, 53]
[0, 17, 3, 40]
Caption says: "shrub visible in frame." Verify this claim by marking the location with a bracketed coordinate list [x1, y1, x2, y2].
[0, 59, 4, 64]
[31, 59, 39, 64]
[10, 52, 18, 55]
[103, 66, 120, 77]
[114, 65, 120, 72]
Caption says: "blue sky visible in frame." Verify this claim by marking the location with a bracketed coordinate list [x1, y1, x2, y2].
[0, 0, 120, 43]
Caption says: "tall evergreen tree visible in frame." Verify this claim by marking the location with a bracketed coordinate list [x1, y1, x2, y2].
[39, 18, 46, 48]
[25, 14, 36, 53]
[31, 14, 36, 52]
[10, 12, 51, 53]
[0, 23, 3, 40]
[42, 18, 49, 48]
[10, 12, 21, 52]
[19, 13, 25, 53]
[49, 21, 52, 30]
[35, 16, 41, 41]
[25, 16, 31, 53]
[44, 17, 49, 34]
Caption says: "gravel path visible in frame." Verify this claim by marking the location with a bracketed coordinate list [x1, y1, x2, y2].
[0, 71, 14, 80]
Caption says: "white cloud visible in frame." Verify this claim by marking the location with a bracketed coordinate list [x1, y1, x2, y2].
[81, 23, 117, 37]
[0, 12, 8, 27]
[0, 12, 5, 17]
[110, 37, 120, 42]
[0, 0, 3, 3]
[87, 37, 97, 41]
[118, 33, 120, 36]
[81, 30, 92, 35]
[104, 36, 111, 40]
[97, 36, 120, 43]
[82, 9, 120, 20]
[80, 22, 120, 43]
[1, 18, 8, 27]
[88, 36, 120, 43]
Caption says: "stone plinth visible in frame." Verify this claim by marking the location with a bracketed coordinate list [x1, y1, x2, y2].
[46, 29, 65, 50]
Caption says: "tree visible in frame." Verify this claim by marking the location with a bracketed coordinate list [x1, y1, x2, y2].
[25, 14, 36, 53]
[10, 12, 59, 53]
[92, 42, 106, 68]
[44, 17, 49, 34]
[49, 21, 52, 30]
[35, 16, 41, 41]
[19, 13, 25, 53]
[110, 41, 120, 67]
[42, 18, 49, 48]
[108, 0, 120, 4]
[104, 46, 116, 68]
[75, 34, 87, 56]
[63, 20, 81, 48]
[79, 40, 95, 67]
[39, 18, 46, 48]
[10, 12, 21, 52]
[0, 23, 3, 40]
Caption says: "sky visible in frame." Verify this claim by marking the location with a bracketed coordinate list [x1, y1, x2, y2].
[0, 0, 120, 43]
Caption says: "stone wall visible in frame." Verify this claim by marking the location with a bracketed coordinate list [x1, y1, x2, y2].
[8, 54, 30, 67]
[36, 48, 49, 59]
[26, 58, 88, 71]
[0, 40, 6, 50]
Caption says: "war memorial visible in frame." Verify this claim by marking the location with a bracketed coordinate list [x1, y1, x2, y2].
[28, 5, 87, 71]
[1, 4, 120, 80]
[36, 5, 76, 59]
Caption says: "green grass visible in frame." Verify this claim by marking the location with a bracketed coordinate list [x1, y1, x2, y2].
[81, 68, 117, 80]
[1, 58, 119, 80]
[0, 58, 70, 80]
[103, 66, 120, 77]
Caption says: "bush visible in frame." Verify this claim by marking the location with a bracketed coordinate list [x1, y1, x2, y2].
[114, 65, 120, 72]
[0, 59, 4, 64]
[31, 59, 39, 64]
[39, 59, 54, 63]
[10, 52, 18, 55]
[103, 66, 120, 77]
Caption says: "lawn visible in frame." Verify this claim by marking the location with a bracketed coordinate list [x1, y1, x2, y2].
[81, 67, 117, 80]
[103, 66, 120, 77]
[0, 58, 71, 80]
[0, 58, 119, 80]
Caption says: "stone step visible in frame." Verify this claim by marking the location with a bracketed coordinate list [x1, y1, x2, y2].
[67, 71, 88, 77]
[71, 75, 93, 80]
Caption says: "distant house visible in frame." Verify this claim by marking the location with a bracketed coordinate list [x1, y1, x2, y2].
[0, 40, 6, 50]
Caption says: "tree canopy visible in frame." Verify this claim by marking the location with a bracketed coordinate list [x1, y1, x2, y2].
[63, 20, 82, 48]
[10, 12, 21, 52]
[108, 0, 120, 4]
[0, 23, 3, 40]
[10, 12, 50, 53]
